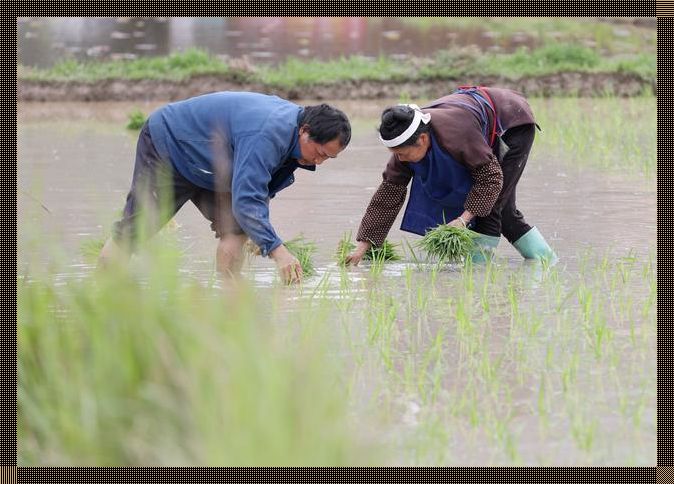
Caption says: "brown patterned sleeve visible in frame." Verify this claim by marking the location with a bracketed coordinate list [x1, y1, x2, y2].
[464, 154, 503, 217]
[356, 181, 408, 247]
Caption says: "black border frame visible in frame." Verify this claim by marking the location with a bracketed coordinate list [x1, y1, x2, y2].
[11, 4, 662, 481]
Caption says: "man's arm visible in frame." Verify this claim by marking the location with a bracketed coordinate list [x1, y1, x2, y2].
[229, 135, 302, 283]
[230, 135, 284, 257]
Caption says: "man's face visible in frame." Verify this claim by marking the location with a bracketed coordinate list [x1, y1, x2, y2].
[390, 133, 430, 163]
[298, 127, 344, 166]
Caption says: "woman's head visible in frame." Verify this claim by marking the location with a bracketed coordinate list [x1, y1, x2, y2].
[378, 104, 431, 163]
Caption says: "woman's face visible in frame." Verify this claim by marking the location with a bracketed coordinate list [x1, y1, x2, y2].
[390, 133, 430, 163]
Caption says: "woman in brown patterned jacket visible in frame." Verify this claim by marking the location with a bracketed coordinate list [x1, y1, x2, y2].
[345, 86, 557, 265]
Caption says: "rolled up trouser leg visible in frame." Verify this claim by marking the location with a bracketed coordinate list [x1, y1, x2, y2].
[470, 233, 501, 263]
[512, 226, 557, 261]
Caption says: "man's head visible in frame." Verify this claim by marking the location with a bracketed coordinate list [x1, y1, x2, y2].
[379, 104, 431, 163]
[298, 104, 351, 166]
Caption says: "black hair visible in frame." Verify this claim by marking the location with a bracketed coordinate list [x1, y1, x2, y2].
[378, 105, 430, 147]
[299, 104, 351, 147]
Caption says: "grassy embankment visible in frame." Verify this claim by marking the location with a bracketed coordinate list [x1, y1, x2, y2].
[19, 42, 655, 91]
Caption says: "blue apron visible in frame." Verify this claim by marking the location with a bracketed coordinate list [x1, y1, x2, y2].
[400, 133, 473, 235]
[400, 87, 502, 236]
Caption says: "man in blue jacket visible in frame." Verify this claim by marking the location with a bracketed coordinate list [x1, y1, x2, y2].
[98, 91, 351, 284]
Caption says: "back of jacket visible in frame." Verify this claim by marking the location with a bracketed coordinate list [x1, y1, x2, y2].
[148, 91, 302, 192]
[147, 91, 304, 256]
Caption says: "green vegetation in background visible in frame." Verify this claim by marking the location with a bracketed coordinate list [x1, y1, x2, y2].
[19, 44, 655, 88]
[420, 43, 655, 80]
[531, 97, 656, 178]
[258, 55, 410, 87]
[20, 48, 243, 82]
[126, 109, 147, 130]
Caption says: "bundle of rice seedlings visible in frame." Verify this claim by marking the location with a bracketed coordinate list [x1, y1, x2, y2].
[365, 240, 402, 262]
[80, 237, 106, 264]
[335, 232, 401, 266]
[418, 225, 478, 264]
[283, 235, 317, 277]
[335, 232, 356, 266]
[245, 236, 317, 277]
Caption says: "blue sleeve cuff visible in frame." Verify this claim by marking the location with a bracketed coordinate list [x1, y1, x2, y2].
[260, 237, 284, 258]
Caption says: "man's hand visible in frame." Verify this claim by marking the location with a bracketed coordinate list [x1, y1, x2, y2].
[270, 244, 303, 284]
[344, 240, 372, 267]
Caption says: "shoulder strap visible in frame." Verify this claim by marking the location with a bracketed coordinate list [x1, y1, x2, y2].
[455, 85, 500, 147]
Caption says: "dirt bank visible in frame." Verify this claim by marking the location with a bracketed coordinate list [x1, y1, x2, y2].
[18, 72, 654, 102]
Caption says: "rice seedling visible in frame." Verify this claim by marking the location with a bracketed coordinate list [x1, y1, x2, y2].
[418, 225, 477, 265]
[126, 109, 146, 130]
[570, 411, 598, 454]
[19, 248, 377, 465]
[246, 235, 317, 278]
[283, 235, 317, 277]
[18, 95, 658, 465]
[366, 240, 402, 262]
[335, 232, 402, 266]
[335, 232, 355, 266]
[79, 236, 106, 263]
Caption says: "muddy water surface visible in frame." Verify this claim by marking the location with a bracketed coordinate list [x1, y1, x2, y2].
[17, 99, 656, 465]
[18, 100, 655, 276]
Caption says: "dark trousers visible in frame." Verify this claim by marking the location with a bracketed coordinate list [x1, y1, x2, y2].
[473, 124, 535, 243]
[112, 123, 243, 249]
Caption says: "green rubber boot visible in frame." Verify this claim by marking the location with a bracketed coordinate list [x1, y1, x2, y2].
[512, 226, 557, 262]
[469, 234, 501, 263]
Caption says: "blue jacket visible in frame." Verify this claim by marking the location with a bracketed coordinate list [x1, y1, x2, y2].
[148, 92, 314, 257]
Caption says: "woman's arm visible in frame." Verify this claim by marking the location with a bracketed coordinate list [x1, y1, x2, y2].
[346, 156, 411, 266]
[355, 180, 409, 247]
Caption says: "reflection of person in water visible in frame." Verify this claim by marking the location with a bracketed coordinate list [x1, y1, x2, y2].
[346, 86, 556, 266]
[99, 91, 351, 284]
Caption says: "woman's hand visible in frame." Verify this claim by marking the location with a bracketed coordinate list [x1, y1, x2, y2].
[270, 244, 303, 284]
[344, 240, 372, 266]
[448, 211, 474, 228]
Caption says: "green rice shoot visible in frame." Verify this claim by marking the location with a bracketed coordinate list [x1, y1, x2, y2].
[365, 240, 402, 262]
[126, 109, 147, 130]
[284, 235, 317, 277]
[80, 236, 106, 264]
[335, 232, 402, 266]
[418, 225, 478, 264]
[335, 232, 356, 266]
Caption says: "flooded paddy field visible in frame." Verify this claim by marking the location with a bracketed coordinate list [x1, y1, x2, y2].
[18, 98, 656, 465]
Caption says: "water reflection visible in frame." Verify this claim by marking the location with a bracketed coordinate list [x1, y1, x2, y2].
[18, 17, 538, 68]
